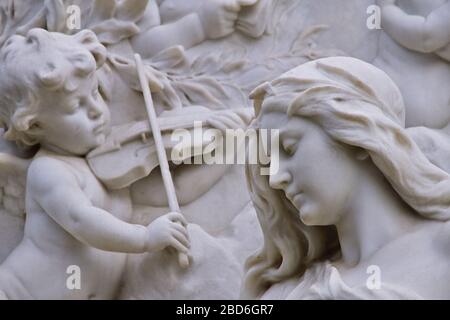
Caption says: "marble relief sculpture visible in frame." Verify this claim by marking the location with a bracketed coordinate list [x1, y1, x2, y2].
[0, 29, 195, 299]
[0, 0, 448, 300]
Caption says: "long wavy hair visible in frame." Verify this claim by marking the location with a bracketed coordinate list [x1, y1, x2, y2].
[242, 57, 450, 299]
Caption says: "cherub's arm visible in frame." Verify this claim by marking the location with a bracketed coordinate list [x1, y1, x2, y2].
[131, 0, 241, 58]
[131, 13, 206, 58]
[28, 158, 149, 253]
[29, 158, 190, 253]
[380, 1, 450, 53]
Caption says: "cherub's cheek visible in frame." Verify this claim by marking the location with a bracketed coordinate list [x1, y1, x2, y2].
[95, 133, 106, 145]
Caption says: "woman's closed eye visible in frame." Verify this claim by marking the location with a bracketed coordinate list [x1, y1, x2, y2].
[282, 139, 298, 156]
[26, 35, 37, 45]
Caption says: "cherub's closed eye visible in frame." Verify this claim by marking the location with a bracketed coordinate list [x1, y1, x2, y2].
[68, 99, 81, 113]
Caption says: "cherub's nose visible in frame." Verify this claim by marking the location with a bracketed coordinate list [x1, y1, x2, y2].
[269, 170, 292, 190]
[87, 100, 103, 120]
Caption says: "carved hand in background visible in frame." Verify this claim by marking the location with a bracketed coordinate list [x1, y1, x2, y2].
[379, 0, 450, 60]
[206, 108, 254, 131]
[198, 0, 243, 40]
[160, 0, 259, 40]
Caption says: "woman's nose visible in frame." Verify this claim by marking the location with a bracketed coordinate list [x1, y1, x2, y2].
[269, 170, 292, 190]
[26, 28, 47, 44]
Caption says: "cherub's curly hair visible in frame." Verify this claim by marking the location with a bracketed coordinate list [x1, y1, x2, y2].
[0, 28, 106, 147]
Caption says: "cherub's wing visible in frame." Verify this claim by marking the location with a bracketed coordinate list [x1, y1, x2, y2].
[0, 152, 30, 262]
[0, 152, 30, 219]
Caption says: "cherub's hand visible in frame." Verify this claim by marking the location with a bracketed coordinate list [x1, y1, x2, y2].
[207, 109, 254, 132]
[145, 212, 190, 253]
[377, 0, 396, 7]
[198, 0, 242, 39]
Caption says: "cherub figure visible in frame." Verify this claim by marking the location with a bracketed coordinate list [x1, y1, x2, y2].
[0, 28, 189, 299]
[133, 0, 258, 58]
[0, 0, 270, 58]
[373, 0, 450, 129]
[379, 0, 450, 62]
[373, 0, 450, 175]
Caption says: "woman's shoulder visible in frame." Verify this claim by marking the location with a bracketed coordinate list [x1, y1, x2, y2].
[284, 261, 424, 300]
[412, 220, 449, 253]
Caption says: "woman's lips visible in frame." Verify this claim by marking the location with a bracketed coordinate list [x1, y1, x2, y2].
[93, 123, 105, 134]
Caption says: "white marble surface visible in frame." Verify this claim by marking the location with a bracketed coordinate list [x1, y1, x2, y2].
[0, 0, 448, 300]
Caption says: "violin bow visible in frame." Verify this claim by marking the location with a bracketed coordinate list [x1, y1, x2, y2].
[134, 54, 190, 268]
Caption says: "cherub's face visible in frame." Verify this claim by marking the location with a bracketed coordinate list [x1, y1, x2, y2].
[260, 101, 361, 226]
[3, 29, 110, 156]
[37, 73, 110, 156]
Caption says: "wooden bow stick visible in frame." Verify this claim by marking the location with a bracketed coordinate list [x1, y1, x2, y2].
[134, 54, 190, 268]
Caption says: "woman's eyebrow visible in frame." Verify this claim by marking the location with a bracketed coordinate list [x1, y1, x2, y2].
[279, 128, 301, 141]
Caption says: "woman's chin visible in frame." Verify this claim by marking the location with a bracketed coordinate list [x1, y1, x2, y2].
[299, 206, 329, 226]
[299, 209, 316, 226]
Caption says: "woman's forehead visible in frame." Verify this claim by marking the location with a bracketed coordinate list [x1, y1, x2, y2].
[259, 111, 312, 134]
[258, 94, 298, 128]
[260, 95, 292, 114]
[258, 110, 289, 129]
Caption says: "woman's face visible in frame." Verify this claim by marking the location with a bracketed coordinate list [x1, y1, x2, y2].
[259, 102, 362, 226]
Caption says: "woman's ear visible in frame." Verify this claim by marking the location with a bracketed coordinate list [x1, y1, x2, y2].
[26, 121, 43, 137]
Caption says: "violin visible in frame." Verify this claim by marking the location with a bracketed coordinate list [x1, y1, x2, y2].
[87, 106, 253, 190]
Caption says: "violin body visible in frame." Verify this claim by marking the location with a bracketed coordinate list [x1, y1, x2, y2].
[87, 107, 253, 190]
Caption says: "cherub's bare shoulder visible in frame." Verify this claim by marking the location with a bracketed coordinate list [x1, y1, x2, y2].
[29, 155, 70, 173]
[28, 156, 79, 190]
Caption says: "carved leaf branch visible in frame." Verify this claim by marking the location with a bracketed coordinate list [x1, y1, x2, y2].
[0, 0, 148, 47]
